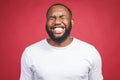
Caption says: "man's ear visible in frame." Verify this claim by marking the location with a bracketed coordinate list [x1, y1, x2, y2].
[71, 19, 74, 26]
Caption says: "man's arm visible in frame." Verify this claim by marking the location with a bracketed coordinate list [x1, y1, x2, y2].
[20, 49, 33, 80]
[88, 47, 103, 80]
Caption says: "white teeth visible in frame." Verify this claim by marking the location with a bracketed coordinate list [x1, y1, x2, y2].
[53, 27, 64, 33]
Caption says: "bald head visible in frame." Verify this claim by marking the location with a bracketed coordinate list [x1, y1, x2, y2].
[46, 3, 72, 18]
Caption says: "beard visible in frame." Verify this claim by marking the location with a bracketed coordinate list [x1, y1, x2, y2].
[46, 22, 72, 44]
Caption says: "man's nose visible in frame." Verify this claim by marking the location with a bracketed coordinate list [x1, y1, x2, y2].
[55, 18, 61, 24]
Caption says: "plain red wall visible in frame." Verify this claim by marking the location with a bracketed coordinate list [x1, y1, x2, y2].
[0, 0, 120, 80]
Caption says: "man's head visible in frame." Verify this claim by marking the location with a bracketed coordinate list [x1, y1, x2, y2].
[46, 3, 74, 43]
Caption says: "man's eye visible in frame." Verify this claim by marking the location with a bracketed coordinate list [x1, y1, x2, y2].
[60, 17, 65, 20]
[49, 18, 55, 20]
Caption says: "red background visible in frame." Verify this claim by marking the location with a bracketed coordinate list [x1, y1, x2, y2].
[0, 0, 120, 80]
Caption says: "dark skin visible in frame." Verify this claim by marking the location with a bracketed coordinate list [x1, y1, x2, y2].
[46, 5, 74, 47]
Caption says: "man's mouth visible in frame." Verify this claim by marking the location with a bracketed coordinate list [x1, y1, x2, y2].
[51, 26, 65, 34]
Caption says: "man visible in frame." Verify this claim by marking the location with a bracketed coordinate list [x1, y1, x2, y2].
[20, 3, 103, 80]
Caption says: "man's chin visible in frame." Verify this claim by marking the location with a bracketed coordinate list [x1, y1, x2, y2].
[49, 35, 68, 44]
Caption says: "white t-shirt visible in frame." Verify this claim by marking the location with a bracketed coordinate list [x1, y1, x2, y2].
[20, 38, 103, 80]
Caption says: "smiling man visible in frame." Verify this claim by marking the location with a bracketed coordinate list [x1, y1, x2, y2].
[20, 3, 103, 80]
[46, 4, 73, 46]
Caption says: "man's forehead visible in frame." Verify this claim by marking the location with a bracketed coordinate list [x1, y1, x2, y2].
[51, 5, 67, 9]
[47, 5, 70, 15]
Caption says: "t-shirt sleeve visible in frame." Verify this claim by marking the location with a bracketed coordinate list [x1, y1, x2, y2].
[20, 49, 33, 80]
[88, 47, 103, 80]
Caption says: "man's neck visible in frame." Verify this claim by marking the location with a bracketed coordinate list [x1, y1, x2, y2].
[47, 36, 73, 47]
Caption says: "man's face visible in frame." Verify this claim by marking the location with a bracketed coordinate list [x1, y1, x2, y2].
[46, 5, 73, 43]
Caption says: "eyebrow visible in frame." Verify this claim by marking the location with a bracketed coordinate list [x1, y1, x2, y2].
[60, 15, 65, 18]
[49, 15, 65, 18]
[49, 16, 56, 18]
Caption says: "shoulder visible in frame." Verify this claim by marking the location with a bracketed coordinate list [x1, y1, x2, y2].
[25, 39, 46, 50]
[73, 37, 95, 49]
[73, 37, 100, 57]
[23, 39, 47, 55]
[73, 38, 102, 65]
[28, 39, 46, 48]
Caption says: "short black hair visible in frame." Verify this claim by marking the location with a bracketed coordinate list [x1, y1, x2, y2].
[46, 3, 72, 17]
